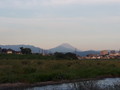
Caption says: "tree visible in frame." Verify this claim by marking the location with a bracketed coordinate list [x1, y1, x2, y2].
[20, 47, 32, 54]
[54, 52, 78, 60]
[54, 52, 65, 59]
[65, 52, 78, 60]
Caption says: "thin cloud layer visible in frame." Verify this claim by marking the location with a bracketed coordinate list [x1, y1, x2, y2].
[0, 0, 120, 8]
[43, 0, 120, 6]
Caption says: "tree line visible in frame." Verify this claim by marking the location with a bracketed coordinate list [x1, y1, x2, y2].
[0, 47, 78, 60]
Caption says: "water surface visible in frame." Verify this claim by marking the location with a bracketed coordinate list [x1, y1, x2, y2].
[25, 78, 120, 90]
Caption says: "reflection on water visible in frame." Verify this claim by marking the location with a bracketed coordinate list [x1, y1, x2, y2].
[7, 78, 120, 90]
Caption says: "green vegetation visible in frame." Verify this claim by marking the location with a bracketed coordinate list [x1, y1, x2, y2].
[0, 59, 120, 84]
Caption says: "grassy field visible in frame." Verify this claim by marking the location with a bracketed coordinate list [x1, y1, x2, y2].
[0, 59, 120, 84]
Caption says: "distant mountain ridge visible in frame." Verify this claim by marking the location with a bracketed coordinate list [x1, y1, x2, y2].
[0, 45, 42, 53]
[48, 43, 100, 56]
[77, 50, 100, 56]
[0, 44, 100, 56]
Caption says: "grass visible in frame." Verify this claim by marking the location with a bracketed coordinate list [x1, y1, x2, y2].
[0, 59, 120, 84]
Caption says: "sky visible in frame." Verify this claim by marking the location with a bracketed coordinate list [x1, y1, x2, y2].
[0, 0, 120, 50]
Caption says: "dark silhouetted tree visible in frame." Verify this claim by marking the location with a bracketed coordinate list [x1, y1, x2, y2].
[54, 52, 65, 59]
[65, 52, 78, 60]
[54, 52, 78, 60]
[20, 47, 32, 54]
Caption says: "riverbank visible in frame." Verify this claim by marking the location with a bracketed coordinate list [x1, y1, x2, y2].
[0, 80, 74, 89]
[0, 59, 120, 88]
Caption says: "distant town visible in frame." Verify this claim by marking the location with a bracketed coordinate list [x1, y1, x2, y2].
[79, 50, 120, 60]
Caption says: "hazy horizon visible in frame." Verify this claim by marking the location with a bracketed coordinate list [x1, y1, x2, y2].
[0, 0, 120, 50]
[0, 43, 119, 51]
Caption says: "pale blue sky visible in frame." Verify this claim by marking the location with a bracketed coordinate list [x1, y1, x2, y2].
[0, 0, 120, 50]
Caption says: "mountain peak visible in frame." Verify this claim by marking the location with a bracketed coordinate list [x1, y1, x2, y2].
[60, 43, 75, 49]
[49, 43, 79, 53]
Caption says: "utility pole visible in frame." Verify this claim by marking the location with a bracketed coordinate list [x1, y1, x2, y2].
[75, 48, 77, 56]
[42, 49, 45, 56]
[39, 49, 41, 54]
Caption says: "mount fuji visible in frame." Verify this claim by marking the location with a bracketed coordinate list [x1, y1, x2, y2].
[48, 43, 80, 53]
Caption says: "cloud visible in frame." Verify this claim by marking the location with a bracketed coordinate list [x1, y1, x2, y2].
[43, 0, 120, 6]
[0, 0, 120, 9]
[0, 16, 120, 29]
[0, 0, 41, 9]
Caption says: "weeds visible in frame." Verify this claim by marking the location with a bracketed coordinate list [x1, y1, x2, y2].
[0, 60, 120, 83]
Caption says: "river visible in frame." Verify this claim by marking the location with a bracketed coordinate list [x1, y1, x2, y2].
[7, 78, 120, 90]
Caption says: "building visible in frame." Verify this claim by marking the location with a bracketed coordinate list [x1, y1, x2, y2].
[85, 54, 101, 59]
[15, 51, 22, 54]
[109, 50, 120, 57]
[1, 48, 14, 54]
[100, 50, 109, 56]
[110, 50, 116, 54]
[6, 49, 14, 54]
[119, 50, 120, 54]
